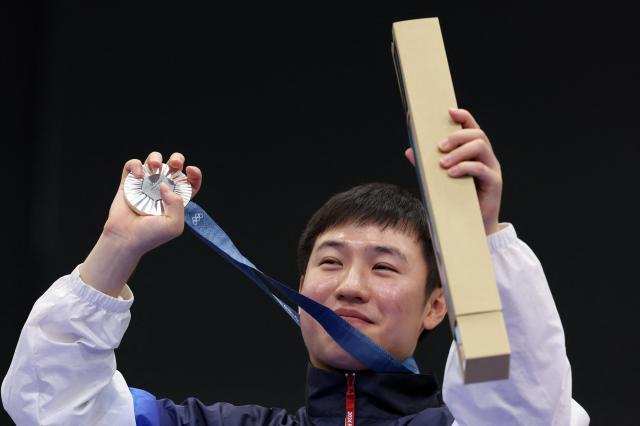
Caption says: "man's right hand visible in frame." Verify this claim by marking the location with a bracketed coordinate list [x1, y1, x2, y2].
[104, 151, 203, 257]
[79, 151, 203, 297]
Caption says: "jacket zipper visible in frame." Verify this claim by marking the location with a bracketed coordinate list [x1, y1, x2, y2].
[345, 373, 356, 426]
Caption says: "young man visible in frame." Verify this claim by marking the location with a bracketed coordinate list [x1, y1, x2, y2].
[2, 109, 589, 425]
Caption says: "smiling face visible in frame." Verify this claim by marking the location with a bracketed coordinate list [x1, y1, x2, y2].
[299, 222, 446, 371]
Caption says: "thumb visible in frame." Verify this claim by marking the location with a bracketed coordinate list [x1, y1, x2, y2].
[159, 183, 185, 219]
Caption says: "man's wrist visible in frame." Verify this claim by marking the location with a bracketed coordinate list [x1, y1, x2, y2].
[485, 221, 508, 236]
[80, 230, 142, 298]
[485, 221, 500, 236]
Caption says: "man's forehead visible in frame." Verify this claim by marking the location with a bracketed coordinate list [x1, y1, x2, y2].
[313, 223, 420, 252]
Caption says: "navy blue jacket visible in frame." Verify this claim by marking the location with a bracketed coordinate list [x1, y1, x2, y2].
[131, 365, 454, 425]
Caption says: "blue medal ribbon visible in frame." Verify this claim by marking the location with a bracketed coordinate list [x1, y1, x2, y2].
[184, 201, 419, 374]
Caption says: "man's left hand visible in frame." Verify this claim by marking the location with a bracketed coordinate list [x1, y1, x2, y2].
[404, 108, 502, 236]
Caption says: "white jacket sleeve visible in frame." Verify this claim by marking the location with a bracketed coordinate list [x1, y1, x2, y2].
[443, 224, 590, 426]
[2, 265, 137, 426]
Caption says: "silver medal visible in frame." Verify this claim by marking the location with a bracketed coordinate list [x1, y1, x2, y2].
[124, 163, 192, 215]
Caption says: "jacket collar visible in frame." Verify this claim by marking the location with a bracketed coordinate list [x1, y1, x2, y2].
[304, 364, 444, 420]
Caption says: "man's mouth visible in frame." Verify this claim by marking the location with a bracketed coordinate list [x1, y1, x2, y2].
[334, 308, 374, 326]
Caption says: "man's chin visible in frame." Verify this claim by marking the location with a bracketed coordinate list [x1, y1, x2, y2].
[310, 343, 369, 372]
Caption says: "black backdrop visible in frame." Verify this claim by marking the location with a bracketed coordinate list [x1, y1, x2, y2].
[4, 3, 638, 425]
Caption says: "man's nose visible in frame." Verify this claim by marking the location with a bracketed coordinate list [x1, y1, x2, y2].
[335, 265, 370, 303]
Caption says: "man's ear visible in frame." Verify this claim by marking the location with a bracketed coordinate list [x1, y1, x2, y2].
[422, 287, 448, 331]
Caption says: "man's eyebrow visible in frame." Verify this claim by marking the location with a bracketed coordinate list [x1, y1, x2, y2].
[315, 240, 345, 252]
[315, 240, 408, 263]
[371, 245, 408, 263]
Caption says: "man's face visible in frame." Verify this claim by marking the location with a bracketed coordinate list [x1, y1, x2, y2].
[299, 222, 441, 371]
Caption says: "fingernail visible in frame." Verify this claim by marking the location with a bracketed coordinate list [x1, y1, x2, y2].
[440, 155, 451, 165]
[438, 139, 449, 149]
[448, 165, 460, 176]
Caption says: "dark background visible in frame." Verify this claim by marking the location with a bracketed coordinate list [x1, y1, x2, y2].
[4, 3, 638, 425]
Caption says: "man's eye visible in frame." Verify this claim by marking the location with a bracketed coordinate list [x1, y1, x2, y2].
[373, 263, 398, 273]
[320, 258, 341, 266]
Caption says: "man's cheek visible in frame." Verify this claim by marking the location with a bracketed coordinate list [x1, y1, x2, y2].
[375, 286, 407, 314]
[300, 310, 322, 339]
[301, 276, 338, 300]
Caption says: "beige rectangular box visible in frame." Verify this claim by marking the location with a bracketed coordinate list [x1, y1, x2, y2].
[391, 17, 510, 383]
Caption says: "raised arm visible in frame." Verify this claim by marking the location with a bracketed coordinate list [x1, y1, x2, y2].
[442, 223, 589, 425]
[81, 151, 202, 297]
[2, 152, 202, 425]
[406, 109, 588, 425]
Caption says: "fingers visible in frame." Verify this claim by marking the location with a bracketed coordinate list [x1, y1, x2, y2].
[446, 160, 502, 201]
[119, 159, 144, 189]
[185, 165, 203, 198]
[167, 152, 186, 170]
[126, 151, 201, 199]
[404, 138, 500, 188]
[405, 109, 487, 169]
[449, 108, 480, 129]
[439, 129, 490, 152]
[143, 151, 203, 197]
[145, 151, 163, 172]
[440, 139, 499, 170]
[168, 152, 203, 197]
[405, 136, 495, 171]
[437, 109, 499, 174]
[446, 160, 500, 187]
